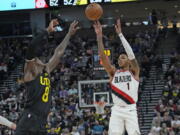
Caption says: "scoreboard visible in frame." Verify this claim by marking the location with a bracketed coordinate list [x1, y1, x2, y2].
[48, 0, 138, 7]
[0, 0, 48, 11]
[0, 0, 138, 11]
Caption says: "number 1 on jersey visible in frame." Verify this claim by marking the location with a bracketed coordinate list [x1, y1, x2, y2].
[127, 83, 130, 90]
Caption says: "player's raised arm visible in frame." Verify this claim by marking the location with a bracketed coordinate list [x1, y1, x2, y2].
[0, 115, 16, 130]
[115, 19, 140, 79]
[24, 19, 59, 82]
[93, 21, 115, 77]
[46, 20, 79, 73]
[26, 19, 58, 61]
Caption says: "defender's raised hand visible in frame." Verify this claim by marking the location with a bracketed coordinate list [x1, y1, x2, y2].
[47, 19, 59, 33]
[115, 18, 122, 35]
[46, 20, 79, 73]
[68, 20, 80, 36]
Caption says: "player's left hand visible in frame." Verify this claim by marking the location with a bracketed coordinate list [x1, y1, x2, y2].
[68, 20, 80, 36]
[115, 18, 122, 35]
[47, 19, 59, 33]
[93, 21, 103, 38]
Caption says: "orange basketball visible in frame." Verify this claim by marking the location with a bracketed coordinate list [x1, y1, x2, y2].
[85, 3, 103, 21]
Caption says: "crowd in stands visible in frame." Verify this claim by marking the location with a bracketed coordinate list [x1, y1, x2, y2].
[148, 35, 180, 135]
[0, 26, 160, 135]
[0, 38, 28, 84]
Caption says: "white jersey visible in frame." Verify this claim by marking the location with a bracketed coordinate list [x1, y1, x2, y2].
[111, 69, 139, 106]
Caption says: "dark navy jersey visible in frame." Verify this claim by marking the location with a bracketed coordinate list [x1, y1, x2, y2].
[24, 72, 51, 119]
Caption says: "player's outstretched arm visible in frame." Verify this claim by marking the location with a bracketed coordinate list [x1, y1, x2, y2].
[47, 20, 79, 73]
[24, 19, 59, 82]
[0, 115, 16, 130]
[94, 21, 115, 77]
[26, 19, 58, 61]
[115, 19, 140, 79]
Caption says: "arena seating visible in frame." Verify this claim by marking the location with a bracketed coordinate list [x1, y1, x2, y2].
[148, 34, 180, 135]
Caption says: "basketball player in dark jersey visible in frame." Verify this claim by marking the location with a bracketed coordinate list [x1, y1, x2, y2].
[15, 20, 79, 135]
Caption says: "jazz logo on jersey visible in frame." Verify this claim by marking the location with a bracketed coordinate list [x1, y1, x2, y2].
[40, 76, 50, 103]
[114, 75, 131, 83]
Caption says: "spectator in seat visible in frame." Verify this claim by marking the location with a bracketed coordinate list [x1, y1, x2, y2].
[161, 111, 172, 128]
[152, 112, 163, 128]
[155, 100, 167, 116]
[168, 128, 175, 135]
[167, 100, 177, 114]
[171, 115, 180, 134]
[162, 90, 171, 104]
[68, 85, 78, 96]
[172, 87, 179, 103]
[92, 120, 104, 135]
[150, 120, 161, 135]
[59, 86, 68, 99]
[174, 104, 180, 116]
[71, 126, 80, 135]
[160, 123, 168, 135]
[77, 119, 85, 135]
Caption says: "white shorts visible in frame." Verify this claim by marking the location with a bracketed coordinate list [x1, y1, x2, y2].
[109, 104, 141, 135]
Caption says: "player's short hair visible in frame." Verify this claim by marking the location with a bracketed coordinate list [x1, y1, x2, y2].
[119, 52, 128, 57]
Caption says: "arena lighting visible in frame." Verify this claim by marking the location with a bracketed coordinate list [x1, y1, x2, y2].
[174, 5, 178, 8]
[102, 24, 108, 28]
[142, 21, 148, 25]
[125, 22, 131, 26]
[132, 22, 141, 26]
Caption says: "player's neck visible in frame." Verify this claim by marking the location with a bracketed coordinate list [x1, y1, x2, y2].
[121, 66, 129, 71]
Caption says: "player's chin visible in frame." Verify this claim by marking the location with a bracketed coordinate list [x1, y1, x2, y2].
[118, 63, 123, 67]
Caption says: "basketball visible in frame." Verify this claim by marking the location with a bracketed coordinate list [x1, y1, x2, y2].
[85, 3, 103, 21]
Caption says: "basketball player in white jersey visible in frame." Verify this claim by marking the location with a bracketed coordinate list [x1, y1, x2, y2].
[0, 115, 16, 130]
[93, 19, 141, 135]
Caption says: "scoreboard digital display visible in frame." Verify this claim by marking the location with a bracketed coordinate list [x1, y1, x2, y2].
[0, 0, 48, 11]
[0, 0, 138, 11]
[48, 0, 138, 7]
[49, 0, 87, 6]
[64, 0, 88, 5]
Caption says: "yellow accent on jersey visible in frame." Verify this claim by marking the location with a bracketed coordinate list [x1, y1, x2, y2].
[42, 87, 50, 102]
[40, 76, 51, 103]
[40, 76, 50, 86]
[55, 127, 61, 133]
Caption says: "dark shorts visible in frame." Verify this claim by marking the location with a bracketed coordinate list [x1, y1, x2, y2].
[15, 111, 47, 135]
